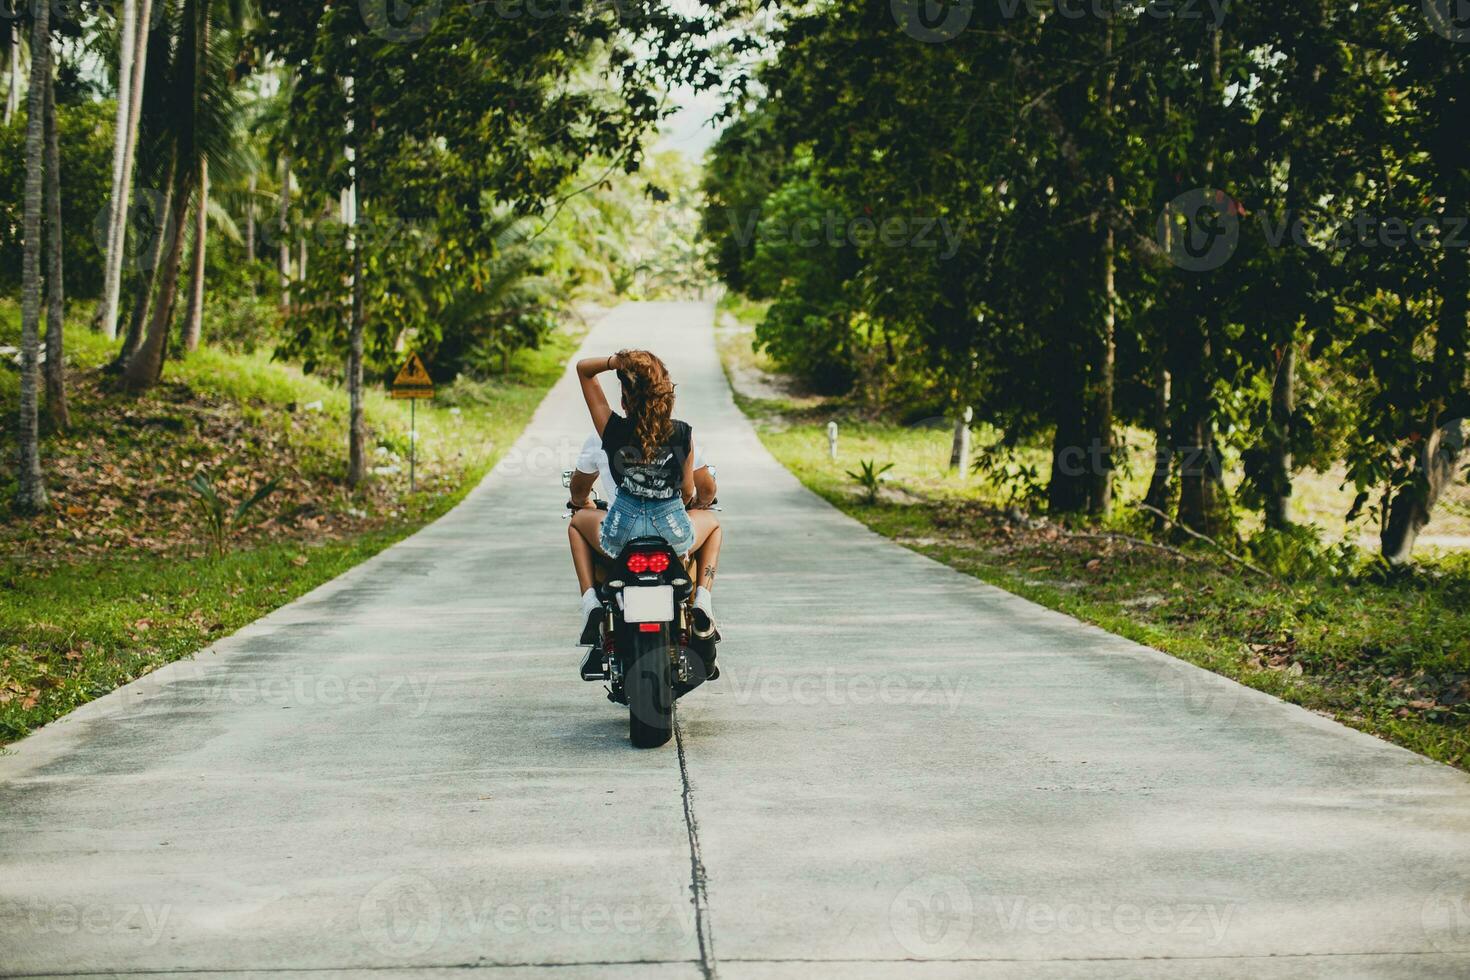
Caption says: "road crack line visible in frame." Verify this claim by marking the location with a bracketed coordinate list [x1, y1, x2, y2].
[675, 718, 716, 980]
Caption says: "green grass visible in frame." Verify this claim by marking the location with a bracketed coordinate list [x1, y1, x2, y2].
[0, 300, 583, 743]
[0, 537, 401, 736]
[718, 308, 1470, 770]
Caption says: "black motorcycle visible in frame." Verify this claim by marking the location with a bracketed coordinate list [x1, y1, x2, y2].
[565, 476, 718, 748]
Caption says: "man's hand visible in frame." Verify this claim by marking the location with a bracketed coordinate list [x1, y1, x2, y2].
[568, 469, 599, 511]
[691, 467, 718, 509]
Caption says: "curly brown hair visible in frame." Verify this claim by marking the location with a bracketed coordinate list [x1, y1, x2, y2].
[616, 349, 675, 462]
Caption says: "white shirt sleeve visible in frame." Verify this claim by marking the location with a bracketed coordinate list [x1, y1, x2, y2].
[693, 442, 708, 471]
[575, 433, 602, 475]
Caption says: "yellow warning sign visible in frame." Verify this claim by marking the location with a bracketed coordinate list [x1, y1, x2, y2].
[391, 352, 434, 400]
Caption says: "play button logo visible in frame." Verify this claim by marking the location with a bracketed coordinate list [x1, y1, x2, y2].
[359, 874, 442, 958]
[890, 874, 974, 958]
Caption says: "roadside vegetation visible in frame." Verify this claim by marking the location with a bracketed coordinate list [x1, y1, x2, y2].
[3, 2, 725, 743]
[0, 300, 586, 742]
[718, 301, 1470, 770]
[702, 4, 1469, 568]
[700, 8, 1470, 769]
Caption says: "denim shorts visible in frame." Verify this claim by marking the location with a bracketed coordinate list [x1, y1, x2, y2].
[599, 494, 696, 557]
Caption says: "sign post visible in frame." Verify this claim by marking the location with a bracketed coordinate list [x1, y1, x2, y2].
[390, 352, 434, 492]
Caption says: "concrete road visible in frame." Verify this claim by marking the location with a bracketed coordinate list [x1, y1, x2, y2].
[3, 301, 1469, 979]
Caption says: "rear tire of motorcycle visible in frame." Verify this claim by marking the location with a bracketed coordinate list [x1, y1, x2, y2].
[627, 626, 674, 749]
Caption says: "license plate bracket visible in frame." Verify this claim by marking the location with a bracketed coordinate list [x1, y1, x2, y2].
[623, 585, 674, 623]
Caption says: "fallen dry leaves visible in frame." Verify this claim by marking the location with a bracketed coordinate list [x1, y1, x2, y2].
[3, 372, 445, 566]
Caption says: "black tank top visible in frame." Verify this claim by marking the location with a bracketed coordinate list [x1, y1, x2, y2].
[602, 413, 692, 501]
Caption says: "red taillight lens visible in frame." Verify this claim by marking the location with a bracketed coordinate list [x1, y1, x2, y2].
[638, 622, 661, 633]
[626, 551, 670, 575]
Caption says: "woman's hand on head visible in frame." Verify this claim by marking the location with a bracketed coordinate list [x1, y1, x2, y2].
[575, 355, 618, 435]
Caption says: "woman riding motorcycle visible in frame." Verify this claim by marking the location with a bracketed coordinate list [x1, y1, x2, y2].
[568, 350, 723, 643]
[568, 434, 721, 640]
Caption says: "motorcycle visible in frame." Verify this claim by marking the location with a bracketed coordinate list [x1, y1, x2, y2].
[563, 471, 718, 748]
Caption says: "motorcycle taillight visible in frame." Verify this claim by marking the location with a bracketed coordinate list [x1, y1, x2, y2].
[627, 551, 670, 574]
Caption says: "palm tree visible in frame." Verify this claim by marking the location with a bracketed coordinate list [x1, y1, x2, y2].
[122, 0, 248, 389]
[3, 1, 21, 126]
[15, 0, 49, 512]
[43, 48, 67, 430]
[95, 0, 150, 340]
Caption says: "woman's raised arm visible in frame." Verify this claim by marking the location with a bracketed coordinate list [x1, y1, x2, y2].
[575, 354, 619, 436]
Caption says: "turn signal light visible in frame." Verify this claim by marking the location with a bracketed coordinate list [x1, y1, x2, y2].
[626, 552, 670, 574]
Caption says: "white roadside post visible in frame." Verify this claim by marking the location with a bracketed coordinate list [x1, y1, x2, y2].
[950, 406, 973, 472]
[828, 421, 839, 461]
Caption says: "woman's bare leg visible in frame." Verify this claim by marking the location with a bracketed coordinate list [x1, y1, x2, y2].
[569, 509, 607, 594]
[688, 510, 723, 594]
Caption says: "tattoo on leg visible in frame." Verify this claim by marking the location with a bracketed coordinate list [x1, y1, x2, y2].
[702, 564, 716, 587]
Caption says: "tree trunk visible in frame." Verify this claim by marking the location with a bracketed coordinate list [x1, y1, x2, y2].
[1175, 412, 1218, 534]
[95, 0, 136, 338]
[278, 156, 291, 310]
[4, 11, 19, 126]
[1176, 28, 1224, 536]
[1263, 343, 1295, 529]
[97, 0, 151, 340]
[42, 58, 67, 430]
[347, 204, 367, 488]
[245, 171, 256, 266]
[183, 157, 207, 352]
[121, 159, 192, 391]
[1381, 421, 1465, 564]
[1085, 23, 1117, 517]
[123, 0, 204, 390]
[1144, 361, 1172, 517]
[1087, 224, 1116, 515]
[112, 174, 175, 370]
[346, 98, 367, 488]
[1381, 233, 1469, 563]
[298, 236, 308, 282]
[14, 0, 49, 512]
[949, 406, 973, 472]
[1048, 365, 1090, 515]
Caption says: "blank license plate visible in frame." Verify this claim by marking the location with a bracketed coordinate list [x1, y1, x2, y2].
[623, 586, 674, 623]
